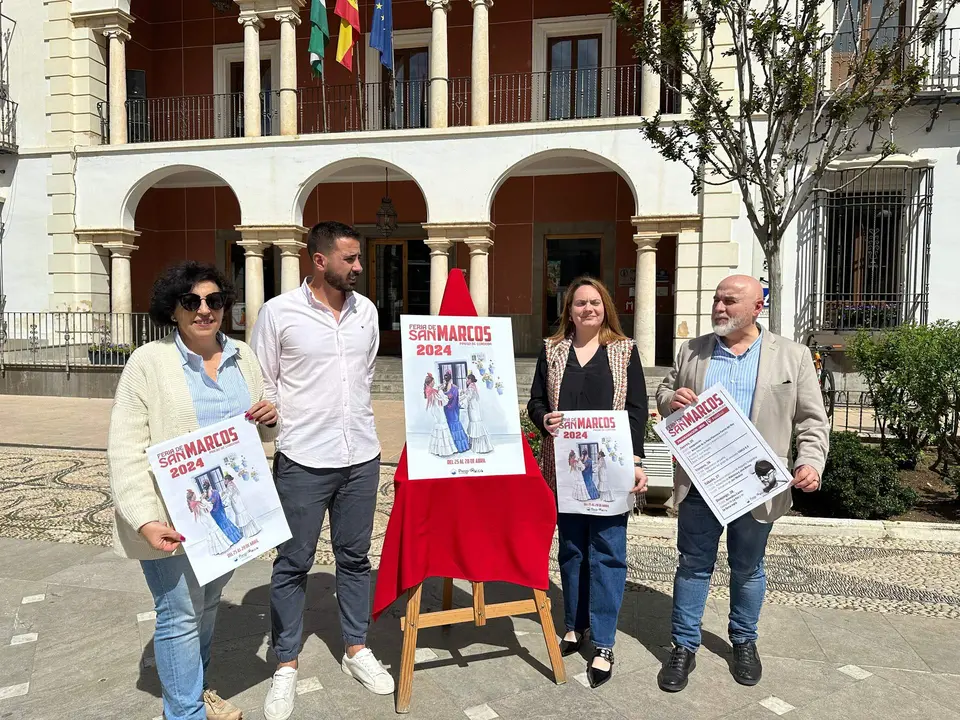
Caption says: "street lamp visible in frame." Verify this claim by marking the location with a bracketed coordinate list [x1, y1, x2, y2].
[376, 168, 398, 237]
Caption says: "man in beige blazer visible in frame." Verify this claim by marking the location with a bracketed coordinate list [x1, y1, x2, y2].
[655, 275, 829, 693]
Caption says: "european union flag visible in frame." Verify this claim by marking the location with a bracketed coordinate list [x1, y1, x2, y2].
[370, 0, 393, 70]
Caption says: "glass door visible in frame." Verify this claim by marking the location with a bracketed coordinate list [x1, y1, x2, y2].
[544, 236, 602, 337]
[369, 238, 432, 353]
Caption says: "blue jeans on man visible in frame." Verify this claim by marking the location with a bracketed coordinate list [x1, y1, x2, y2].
[671, 487, 773, 651]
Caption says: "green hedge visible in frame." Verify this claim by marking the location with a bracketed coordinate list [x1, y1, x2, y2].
[796, 432, 917, 520]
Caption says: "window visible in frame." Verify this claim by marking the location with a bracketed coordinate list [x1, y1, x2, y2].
[213, 42, 280, 138]
[812, 166, 932, 331]
[547, 35, 602, 120]
[385, 47, 429, 129]
[831, 0, 907, 86]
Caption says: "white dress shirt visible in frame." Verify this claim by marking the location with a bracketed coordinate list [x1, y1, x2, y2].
[251, 279, 381, 469]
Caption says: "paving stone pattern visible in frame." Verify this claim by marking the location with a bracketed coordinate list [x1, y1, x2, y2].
[4, 445, 960, 619]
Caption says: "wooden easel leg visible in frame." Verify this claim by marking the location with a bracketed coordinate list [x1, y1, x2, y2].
[472, 582, 486, 626]
[533, 588, 566, 685]
[441, 577, 455, 632]
[396, 583, 423, 714]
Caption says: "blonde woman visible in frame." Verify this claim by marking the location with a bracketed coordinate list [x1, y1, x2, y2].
[527, 276, 649, 688]
[108, 261, 278, 720]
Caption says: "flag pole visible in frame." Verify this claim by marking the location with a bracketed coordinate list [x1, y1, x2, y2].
[390, 30, 398, 130]
[356, 32, 365, 131]
[321, 72, 329, 132]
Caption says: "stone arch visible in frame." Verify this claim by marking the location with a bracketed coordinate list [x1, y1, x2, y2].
[121, 164, 241, 230]
[486, 149, 640, 220]
[292, 157, 431, 226]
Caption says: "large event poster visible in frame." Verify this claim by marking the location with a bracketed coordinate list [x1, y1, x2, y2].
[554, 411, 635, 516]
[400, 315, 524, 480]
[653, 384, 793, 525]
[146, 415, 292, 586]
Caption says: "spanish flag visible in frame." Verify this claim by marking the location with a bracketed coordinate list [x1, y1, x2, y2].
[335, 0, 360, 71]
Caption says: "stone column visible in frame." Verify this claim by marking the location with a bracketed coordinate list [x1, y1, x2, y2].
[424, 237, 452, 315]
[640, 2, 662, 117]
[470, 0, 493, 126]
[276, 10, 301, 136]
[239, 12, 264, 138]
[103, 27, 131, 145]
[237, 238, 268, 342]
[427, 0, 451, 129]
[98, 237, 138, 346]
[274, 236, 307, 293]
[465, 237, 493, 317]
[632, 232, 661, 367]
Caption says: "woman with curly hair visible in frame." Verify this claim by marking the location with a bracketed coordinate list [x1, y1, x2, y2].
[424, 372, 457, 456]
[108, 261, 278, 720]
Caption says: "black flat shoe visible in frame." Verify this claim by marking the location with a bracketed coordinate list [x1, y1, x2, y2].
[732, 641, 762, 686]
[657, 645, 696, 692]
[559, 629, 587, 657]
[587, 647, 614, 688]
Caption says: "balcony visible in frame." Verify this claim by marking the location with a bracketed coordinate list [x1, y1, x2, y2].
[97, 66, 678, 145]
[830, 25, 960, 94]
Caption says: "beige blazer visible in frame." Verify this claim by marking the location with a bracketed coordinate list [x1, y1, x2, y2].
[107, 333, 279, 560]
[656, 330, 830, 522]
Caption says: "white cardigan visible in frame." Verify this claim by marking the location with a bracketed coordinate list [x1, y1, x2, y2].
[107, 333, 278, 560]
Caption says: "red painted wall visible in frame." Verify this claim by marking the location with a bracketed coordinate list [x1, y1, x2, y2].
[131, 185, 240, 312]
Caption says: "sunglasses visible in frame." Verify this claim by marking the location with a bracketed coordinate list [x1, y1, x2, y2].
[179, 292, 226, 312]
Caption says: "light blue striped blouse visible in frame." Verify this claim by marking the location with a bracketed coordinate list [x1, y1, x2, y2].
[703, 327, 763, 419]
[174, 330, 251, 429]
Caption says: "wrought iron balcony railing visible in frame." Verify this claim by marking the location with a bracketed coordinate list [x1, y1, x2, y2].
[96, 66, 674, 144]
[829, 25, 960, 93]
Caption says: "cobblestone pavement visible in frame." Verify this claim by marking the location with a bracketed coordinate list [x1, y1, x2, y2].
[4, 444, 960, 621]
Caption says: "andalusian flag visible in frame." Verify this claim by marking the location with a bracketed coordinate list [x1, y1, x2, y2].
[335, 0, 360, 71]
[308, 0, 330, 77]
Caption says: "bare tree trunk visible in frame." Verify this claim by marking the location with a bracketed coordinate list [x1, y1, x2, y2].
[765, 244, 783, 335]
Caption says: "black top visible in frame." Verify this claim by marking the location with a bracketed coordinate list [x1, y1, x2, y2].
[527, 343, 648, 458]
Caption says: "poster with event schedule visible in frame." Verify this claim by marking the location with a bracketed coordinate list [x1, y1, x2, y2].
[554, 411, 636, 516]
[400, 315, 524, 479]
[146, 415, 291, 586]
[654, 384, 793, 525]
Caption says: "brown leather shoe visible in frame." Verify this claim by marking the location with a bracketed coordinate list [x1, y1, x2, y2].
[203, 688, 243, 720]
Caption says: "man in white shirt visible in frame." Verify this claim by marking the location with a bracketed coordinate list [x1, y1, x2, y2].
[252, 221, 393, 720]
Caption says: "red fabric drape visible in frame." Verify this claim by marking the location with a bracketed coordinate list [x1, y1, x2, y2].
[372, 270, 557, 619]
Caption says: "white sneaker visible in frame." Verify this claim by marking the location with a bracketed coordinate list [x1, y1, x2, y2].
[263, 666, 298, 720]
[342, 648, 395, 695]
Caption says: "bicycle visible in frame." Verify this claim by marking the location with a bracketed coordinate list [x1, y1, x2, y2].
[806, 335, 840, 418]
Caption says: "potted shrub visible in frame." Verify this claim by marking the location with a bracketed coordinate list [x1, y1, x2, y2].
[88, 342, 134, 366]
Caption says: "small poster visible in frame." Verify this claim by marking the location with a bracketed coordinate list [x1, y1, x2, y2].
[146, 415, 292, 586]
[554, 411, 635, 516]
[401, 315, 524, 479]
[654, 384, 792, 525]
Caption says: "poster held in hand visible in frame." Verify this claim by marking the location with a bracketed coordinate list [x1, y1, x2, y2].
[400, 314, 524, 480]
[146, 415, 292, 586]
[554, 410, 635, 516]
[653, 384, 792, 525]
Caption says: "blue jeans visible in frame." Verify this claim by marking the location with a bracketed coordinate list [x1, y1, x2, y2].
[556, 512, 628, 649]
[140, 553, 233, 720]
[671, 488, 773, 652]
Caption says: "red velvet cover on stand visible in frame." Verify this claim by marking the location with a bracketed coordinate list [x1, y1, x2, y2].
[372, 270, 557, 620]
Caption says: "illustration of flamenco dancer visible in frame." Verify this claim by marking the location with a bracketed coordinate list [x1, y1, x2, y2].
[222, 473, 261, 537]
[442, 371, 470, 453]
[595, 450, 614, 502]
[578, 449, 601, 501]
[463, 373, 493, 453]
[202, 480, 243, 545]
[424, 373, 458, 457]
[568, 450, 591, 502]
[186, 489, 239, 556]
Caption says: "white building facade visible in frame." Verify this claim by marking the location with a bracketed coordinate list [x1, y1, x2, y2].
[0, 0, 958, 392]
